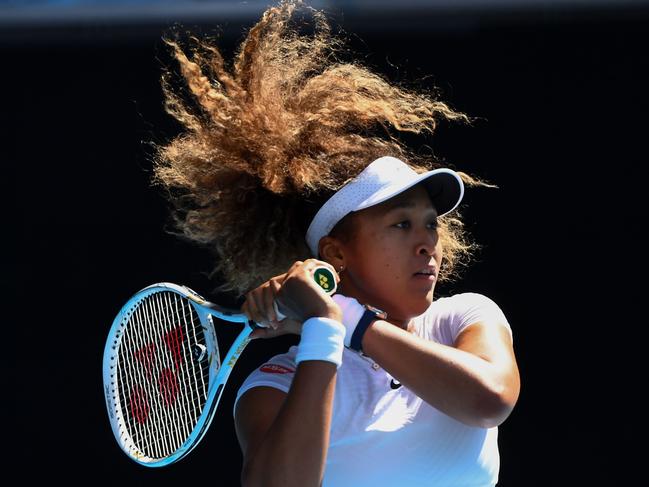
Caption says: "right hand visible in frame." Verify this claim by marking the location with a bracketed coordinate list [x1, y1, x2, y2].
[241, 260, 341, 339]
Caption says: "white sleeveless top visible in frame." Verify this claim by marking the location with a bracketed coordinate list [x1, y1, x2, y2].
[234, 293, 513, 486]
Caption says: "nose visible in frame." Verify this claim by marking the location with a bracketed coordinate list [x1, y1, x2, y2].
[416, 243, 433, 257]
[415, 228, 438, 256]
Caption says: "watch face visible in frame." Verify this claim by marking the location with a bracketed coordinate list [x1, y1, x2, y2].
[365, 304, 388, 320]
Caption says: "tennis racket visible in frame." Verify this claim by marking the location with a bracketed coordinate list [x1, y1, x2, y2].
[103, 265, 337, 467]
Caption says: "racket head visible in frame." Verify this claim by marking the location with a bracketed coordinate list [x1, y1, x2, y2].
[103, 282, 241, 467]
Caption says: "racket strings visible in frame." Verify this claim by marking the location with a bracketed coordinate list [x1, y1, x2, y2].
[120, 294, 203, 458]
[126, 296, 188, 458]
[116, 291, 211, 460]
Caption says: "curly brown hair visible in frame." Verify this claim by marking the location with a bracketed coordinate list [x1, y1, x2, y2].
[151, 0, 489, 296]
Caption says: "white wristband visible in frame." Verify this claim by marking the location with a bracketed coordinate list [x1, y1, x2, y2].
[331, 294, 366, 348]
[295, 317, 346, 368]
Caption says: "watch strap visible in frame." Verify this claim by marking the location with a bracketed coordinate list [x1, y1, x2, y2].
[350, 308, 379, 352]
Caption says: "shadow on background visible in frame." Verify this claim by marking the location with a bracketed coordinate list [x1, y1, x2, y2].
[4, 1, 646, 484]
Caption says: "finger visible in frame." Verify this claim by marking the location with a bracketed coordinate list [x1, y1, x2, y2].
[250, 327, 271, 340]
[269, 276, 282, 293]
[245, 290, 267, 325]
[250, 324, 286, 340]
[284, 260, 304, 278]
[241, 295, 256, 321]
[272, 301, 287, 323]
[269, 278, 283, 322]
[242, 295, 272, 328]
[268, 271, 289, 286]
[259, 283, 280, 328]
[261, 281, 278, 324]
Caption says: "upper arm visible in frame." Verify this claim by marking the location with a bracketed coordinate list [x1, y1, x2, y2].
[234, 386, 287, 464]
[454, 320, 521, 409]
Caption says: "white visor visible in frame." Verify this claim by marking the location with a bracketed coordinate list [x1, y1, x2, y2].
[305, 156, 464, 256]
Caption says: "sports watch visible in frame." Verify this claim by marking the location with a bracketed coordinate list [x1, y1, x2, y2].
[350, 304, 387, 352]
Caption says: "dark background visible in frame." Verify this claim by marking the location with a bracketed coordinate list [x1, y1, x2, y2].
[4, 1, 647, 484]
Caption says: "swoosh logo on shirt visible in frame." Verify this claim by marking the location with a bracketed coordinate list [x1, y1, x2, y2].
[390, 378, 402, 390]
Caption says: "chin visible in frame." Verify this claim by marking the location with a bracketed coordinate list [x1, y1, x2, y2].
[394, 295, 433, 320]
[367, 284, 435, 320]
[412, 298, 433, 317]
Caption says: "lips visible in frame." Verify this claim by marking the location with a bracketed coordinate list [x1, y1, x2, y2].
[413, 265, 438, 279]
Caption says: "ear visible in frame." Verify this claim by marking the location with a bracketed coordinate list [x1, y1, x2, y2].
[318, 236, 346, 272]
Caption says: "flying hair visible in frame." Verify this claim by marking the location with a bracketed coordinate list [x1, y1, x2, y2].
[151, 0, 490, 296]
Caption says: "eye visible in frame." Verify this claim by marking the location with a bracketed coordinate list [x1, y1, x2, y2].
[394, 220, 411, 229]
[427, 219, 439, 230]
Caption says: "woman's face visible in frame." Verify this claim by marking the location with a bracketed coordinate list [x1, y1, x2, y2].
[335, 184, 442, 324]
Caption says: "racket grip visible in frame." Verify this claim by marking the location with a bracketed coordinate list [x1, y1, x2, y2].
[273, 265, 338, 321]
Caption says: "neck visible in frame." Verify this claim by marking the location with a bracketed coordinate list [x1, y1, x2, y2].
[338, 281, 413, 332]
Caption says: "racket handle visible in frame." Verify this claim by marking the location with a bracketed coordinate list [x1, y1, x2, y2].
[274, 265, 338, 321]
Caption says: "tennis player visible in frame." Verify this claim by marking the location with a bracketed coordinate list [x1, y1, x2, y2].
[152, 1, 520, 485]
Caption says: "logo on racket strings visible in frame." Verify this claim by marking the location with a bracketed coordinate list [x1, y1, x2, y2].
[128, 326, 186, 416]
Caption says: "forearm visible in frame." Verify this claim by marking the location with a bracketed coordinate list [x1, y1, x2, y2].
[242, 361, 336, 487]
[362, 320, 515, 428]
